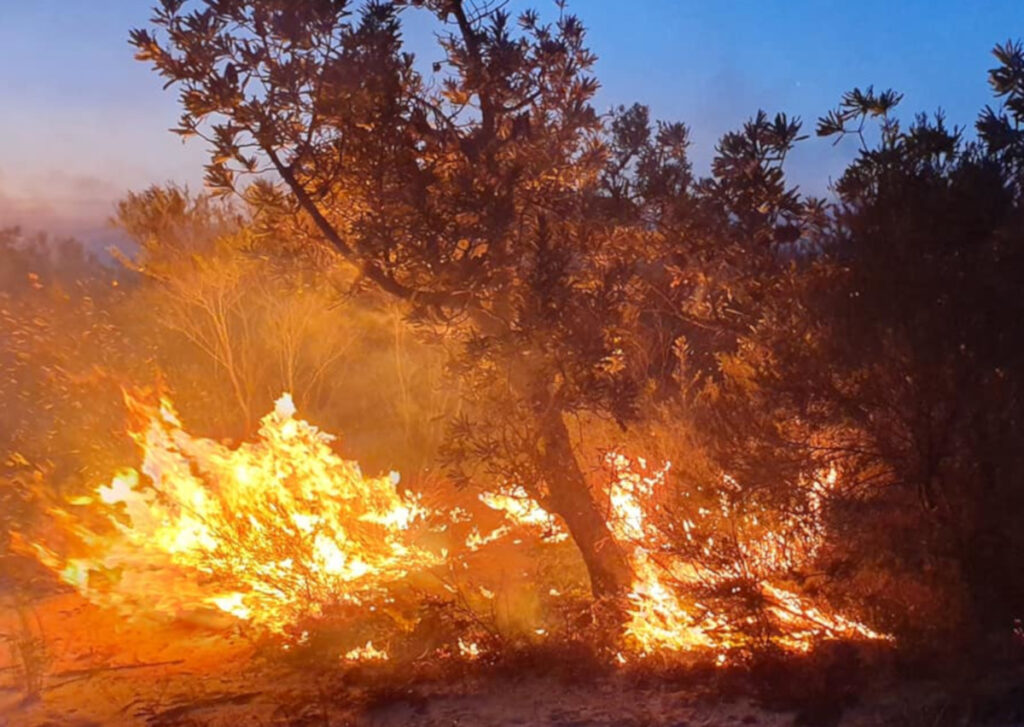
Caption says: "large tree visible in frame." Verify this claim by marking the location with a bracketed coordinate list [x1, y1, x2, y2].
[131, 0, 648, 596]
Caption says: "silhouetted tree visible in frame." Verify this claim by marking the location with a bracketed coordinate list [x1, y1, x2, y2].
[703, 49, 1024, 652]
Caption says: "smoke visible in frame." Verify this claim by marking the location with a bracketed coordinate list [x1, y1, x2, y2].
[0, 170, 129, 253]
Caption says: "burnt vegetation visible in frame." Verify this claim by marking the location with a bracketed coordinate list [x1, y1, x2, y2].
[4, 1, 1024, 723]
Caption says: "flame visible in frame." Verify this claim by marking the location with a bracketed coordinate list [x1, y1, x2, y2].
[603, 453, 714, 653]
[37, 392, 441, 632]
[478, 486, 568, 543]
[28, 389, 886, 661]
[601, 452, 890, 657]
[343, 640, 389, 662]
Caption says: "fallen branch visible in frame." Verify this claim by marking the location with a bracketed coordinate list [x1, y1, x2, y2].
[143, 690, 262, 725]
[44, 659, 187, 692]
[50, 658, 185, 679]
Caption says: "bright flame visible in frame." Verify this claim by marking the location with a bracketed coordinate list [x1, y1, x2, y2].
[479, 486, 568, 543]
[29, 390, 887, 662]
[37, 392, 441, 632]
[602, 452, 889, 657]
[604, 453, 713, 653]
[343, 640, 389, 662]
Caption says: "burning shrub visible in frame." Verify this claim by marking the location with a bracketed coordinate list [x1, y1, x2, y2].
[19, 385, 890, 670]
[31, 391, 445, 636]
[596, 452, 888, 660]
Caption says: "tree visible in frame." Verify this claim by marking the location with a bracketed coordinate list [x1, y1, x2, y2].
[115, 185, 357, 433]
[131, 0, 645, 596]
[701, 50, 1024, 652]
[114, 184, 455, 474]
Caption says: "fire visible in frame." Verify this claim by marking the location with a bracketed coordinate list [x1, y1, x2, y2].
[459, 451, 886, 658]
[34, 391, 442, 633]
[601, 452, 889, 657]
[475, 486, 568, 546]
[603, 453, 715, 654]
[27, 390, 886, 662]
[343, 640, 389, 662]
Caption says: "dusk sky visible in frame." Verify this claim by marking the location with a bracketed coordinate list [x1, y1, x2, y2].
[2, 1, 1021, 243]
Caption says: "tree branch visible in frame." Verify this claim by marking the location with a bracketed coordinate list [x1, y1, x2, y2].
[264, 145, 470, 310]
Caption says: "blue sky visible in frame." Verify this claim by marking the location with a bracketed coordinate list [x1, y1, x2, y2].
[1, 1, 1021, 241]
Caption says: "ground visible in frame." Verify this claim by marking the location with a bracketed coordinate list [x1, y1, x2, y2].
[3, 591, 1023, 726]
[0, 594, 776, 727]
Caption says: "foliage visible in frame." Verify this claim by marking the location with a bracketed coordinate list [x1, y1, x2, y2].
[700, 43, 1024, 653]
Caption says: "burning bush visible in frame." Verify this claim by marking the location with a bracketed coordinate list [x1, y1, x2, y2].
[19, 388, 890, 670]
[31, 391, 444, 636]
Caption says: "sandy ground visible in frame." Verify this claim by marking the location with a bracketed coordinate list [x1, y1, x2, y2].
[3, 656, 792, 727]
[0, 592, 262, 725]
[356, 679, 785, 727]
[3, 591, 1019, 726]
[0, 591, 795, 726]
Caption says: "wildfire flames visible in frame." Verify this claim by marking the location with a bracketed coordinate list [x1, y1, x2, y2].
[600, 454, 888, 656]
[27, 392, 887, 664]
[31, 392, 440, 634]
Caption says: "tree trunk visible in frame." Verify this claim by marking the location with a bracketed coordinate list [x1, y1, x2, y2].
[534, 403, 634, 598]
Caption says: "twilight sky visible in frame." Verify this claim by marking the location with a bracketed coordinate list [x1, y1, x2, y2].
[1, 1, 1021, 244]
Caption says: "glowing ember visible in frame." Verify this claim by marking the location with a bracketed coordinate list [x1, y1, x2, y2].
[458, 638, 482, 660]
[343, 640, 389, 662]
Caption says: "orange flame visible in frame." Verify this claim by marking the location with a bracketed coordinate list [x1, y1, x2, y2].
[601, 453, 889, 658]
[29, 392, 887, 661]
[36, 392, 441, 632]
